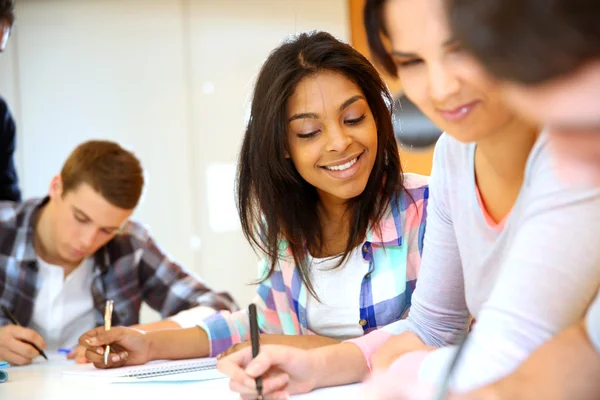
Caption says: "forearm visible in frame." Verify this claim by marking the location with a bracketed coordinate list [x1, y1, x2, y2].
[261, 334, 339, 350]
[147, 327, 210, 360]
[131, 320, 182, 331]
[467, 322, 600, 400]
[310, 343, 370, 389]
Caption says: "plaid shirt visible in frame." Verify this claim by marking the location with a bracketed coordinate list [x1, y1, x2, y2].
[200, 174, 429, 356]
[0, 198, 238, 328]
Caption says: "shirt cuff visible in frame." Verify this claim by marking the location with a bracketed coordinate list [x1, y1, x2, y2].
[345, 330, 393, 371]
[168, 306, 217, 328]
[388, 350, 429, 380]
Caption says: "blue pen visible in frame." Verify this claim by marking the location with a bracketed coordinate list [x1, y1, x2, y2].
[58, 348, 71, 355]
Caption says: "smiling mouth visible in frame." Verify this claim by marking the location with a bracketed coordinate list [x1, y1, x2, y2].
[321, 153, 362, 171]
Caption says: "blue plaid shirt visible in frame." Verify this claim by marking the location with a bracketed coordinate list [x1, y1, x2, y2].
[0, 197, 238, 329]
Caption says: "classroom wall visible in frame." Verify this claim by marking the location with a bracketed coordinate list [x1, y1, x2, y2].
[0, 0, 349, 322]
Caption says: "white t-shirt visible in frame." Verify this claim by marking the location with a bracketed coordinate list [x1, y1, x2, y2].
[29, 257, 96, 351]
[305, 248, 370, 341]
[586, 291, 600, 353]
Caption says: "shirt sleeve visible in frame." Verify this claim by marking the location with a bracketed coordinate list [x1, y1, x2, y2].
[382, 135, 471, 343]
[198, 259, 300, 356]
[168, 306, 217, 328]
[138, 234, 238, 318]
[0, 99, 21, 202]
[418, 139, 600, 391]
[586, 291, 600, 353]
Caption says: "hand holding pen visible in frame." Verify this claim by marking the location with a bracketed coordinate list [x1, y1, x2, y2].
[0, 305, 48, 365]
[249, 303, 263, 400]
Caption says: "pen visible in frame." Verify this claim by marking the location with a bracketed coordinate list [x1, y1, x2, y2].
[103, 300, 114, 366]
[433, 334, 469, 400]
[1, 305, 48, 360]
[248, 303, 263, 400]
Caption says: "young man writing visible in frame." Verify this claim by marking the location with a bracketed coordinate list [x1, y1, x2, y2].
[0, 140, 237, 365]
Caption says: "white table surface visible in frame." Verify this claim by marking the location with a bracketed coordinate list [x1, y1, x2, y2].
[0, 355, 361, 400]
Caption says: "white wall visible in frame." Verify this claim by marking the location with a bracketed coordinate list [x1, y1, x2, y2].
[0, 0, 349, 322]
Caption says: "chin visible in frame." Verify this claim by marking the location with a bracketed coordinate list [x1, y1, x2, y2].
[337, 183, 369, 200]
[445, 129, 489, 144]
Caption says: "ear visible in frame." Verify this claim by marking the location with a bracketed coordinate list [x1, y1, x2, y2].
[48, 175, 64, 199]
[284, 152, 291, 158]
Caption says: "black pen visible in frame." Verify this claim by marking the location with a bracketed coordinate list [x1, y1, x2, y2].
[248, 303, 263, 400]
[1, 305, 48, 360]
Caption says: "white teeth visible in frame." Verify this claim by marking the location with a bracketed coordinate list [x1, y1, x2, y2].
[459, 106, 469, 114]
[324, 157, 358, 171]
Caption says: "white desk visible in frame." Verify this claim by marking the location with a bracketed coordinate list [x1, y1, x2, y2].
[0, 357, 361, 400]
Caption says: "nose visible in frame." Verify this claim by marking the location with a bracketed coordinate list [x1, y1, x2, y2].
[79, 227, 98, 250]
[428, 62, 460, 104]
[325, 123, 352, 152]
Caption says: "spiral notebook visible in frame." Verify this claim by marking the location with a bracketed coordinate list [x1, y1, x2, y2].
[62, 357, 226, 382]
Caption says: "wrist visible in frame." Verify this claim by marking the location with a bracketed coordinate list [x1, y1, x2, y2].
[146, 331, 162, 361]
[307, 347, 327, 390]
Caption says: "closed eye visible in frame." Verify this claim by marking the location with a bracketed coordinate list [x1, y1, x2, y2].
[346, 115, 366, 125]
[74, 214, 89, 224]
[297, 130, 319, 139]
[397, 58, 423, 68]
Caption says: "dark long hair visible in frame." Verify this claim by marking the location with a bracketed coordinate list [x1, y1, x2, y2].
[237, 31, 404, 297]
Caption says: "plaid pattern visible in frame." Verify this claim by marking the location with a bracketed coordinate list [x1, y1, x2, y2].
[0, 198, 238, 328]
[199, 173, 429, 356]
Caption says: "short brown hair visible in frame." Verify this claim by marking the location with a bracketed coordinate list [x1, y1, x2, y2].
[0, 0, 14, 27]
[61, 140, 144, 210]
[448, 0, 600, 85]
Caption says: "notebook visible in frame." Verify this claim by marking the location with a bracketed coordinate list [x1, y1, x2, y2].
[62, 357, 226, 382]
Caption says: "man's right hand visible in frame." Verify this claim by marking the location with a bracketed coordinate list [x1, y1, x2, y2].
[78, 326, 152, 369]
[0, 325, 47, 366]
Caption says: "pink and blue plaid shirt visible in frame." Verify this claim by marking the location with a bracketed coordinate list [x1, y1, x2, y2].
[200, 174, 429, 356]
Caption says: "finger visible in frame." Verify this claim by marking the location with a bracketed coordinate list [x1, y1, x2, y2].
[10, 326, 47, 350]
[89, 349, 128, 369]
[218, 356, 257, 390]
[70, 347, 91, 363]
[259, 372, 290, 395]
[1, 348, 32, 366]
[245, 346, 296, 378]
[230, 379, 260, 396]
[84, 348, 105, 365]
[8, 338, 42, 360]
[78, 327, 106, 347]
[75, 353, 91, 364]
[240, 391, 289, 400]
[228, 372, 289, 396]
[265, 391, 290, 400]
[83, 328, 126, 347]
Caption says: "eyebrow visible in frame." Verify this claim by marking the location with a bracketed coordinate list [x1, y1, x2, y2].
[73, 206, 121, 231]
[288, 95, 365, 122]
[390, 38, 459, 58]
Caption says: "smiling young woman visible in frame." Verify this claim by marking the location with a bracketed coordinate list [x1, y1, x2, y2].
[75, 31, 429, 370]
